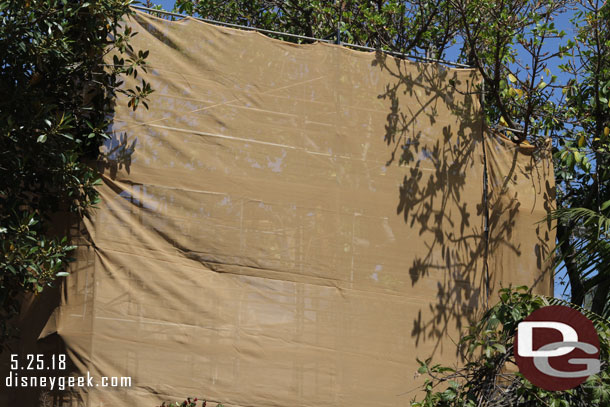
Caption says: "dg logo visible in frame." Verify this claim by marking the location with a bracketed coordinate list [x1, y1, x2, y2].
[515, 305, 601, 391]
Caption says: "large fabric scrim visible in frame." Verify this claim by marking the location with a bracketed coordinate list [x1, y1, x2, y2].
[5, 10, 554, 407]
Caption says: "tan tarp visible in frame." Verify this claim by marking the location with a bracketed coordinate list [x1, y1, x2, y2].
[2, 10, 554, 406]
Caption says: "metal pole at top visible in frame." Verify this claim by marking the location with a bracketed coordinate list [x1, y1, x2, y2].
[480, 78, 491, 310]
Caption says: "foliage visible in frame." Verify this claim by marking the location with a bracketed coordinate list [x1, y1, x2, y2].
[411, 287, 610, 407]
[173, 0, 459, 58]
[159, 398, 223, 407]
[552, 206, 610, 317]
[552, 0, 610, 316]
[0, 0, 152, 348]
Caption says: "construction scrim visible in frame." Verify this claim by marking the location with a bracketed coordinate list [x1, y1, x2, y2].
[13, 10, 555, 406]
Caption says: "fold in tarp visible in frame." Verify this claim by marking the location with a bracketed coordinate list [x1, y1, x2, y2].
[4, 10, 554, 406]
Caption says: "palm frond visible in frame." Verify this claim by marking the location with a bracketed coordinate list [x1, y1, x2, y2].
[550, 207, 610, 318]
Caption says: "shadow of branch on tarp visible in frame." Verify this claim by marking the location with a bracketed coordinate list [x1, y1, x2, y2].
[98, 130, 137, 179]
[373, 52, 522, 357]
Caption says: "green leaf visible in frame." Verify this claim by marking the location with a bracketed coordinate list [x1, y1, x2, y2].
[37, 134, 47, 143]
[494, 343, 506, 353]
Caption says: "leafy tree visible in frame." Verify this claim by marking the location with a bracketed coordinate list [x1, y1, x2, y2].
[173, 0, 460, 58]
[551, 0, 610, 317]
[411, 287, 610, 407]
[0, 0, 152, 348]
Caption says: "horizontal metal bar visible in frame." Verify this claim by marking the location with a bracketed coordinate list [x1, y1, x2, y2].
[131, 5, 472, 68]
[343, 42, 471, 68]
[132, 5, 185, 19]
[132, 5, 331, 44]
